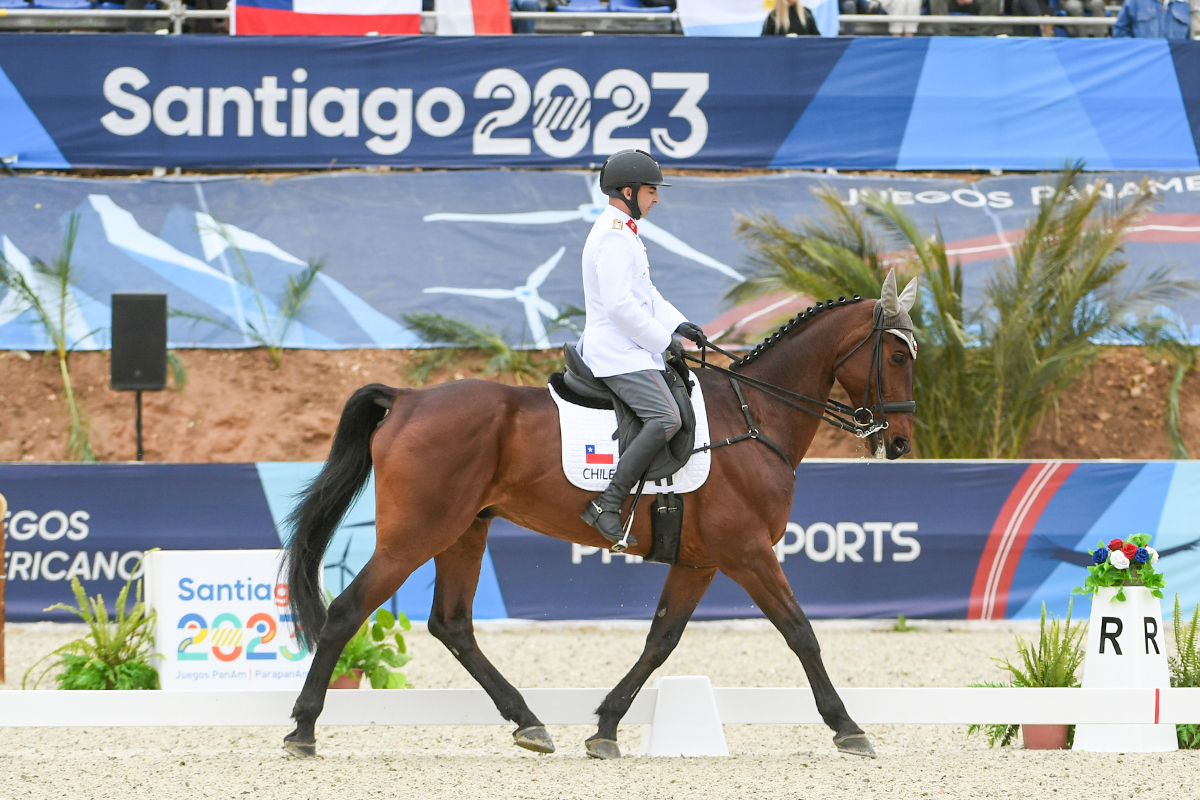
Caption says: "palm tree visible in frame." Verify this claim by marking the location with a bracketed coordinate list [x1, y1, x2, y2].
[729, 165, 1194, 458]
[0, 215, 98, 461]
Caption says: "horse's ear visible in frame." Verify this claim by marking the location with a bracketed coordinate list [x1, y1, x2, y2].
[898, 274, 919, 313]
[880, 268, 900, 316]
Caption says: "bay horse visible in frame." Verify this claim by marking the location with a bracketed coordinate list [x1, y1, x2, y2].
[282, 280, 916, 761]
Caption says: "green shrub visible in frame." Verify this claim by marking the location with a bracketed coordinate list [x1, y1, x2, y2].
[401, 312, 565, 386]
[332, 608, 413, 690]
[1170, 595, 1200, 749]
[23, 572, 158, 690]
[968, 601, 1085, 747]
[173, 216, 322, 369]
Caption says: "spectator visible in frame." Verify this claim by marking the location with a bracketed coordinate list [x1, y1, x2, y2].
[1007, 0, 1047, 36]
[838, 0, 885, 35]
[1113, 0, 1190, 36]
[928, 0, 1005, 35]
[762, 0, 820, 34]
[1062, 0, 1107, 36]
[879, 0, 920, 34]
[511, 0, 539, 34]
[125, 0, 148, 33]
[189, 0, 228, 34]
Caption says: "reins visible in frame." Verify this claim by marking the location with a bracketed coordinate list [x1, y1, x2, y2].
[682, 304, 916, 472]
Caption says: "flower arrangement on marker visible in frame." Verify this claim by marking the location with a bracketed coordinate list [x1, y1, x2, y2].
[1073, 533, 1166, 602]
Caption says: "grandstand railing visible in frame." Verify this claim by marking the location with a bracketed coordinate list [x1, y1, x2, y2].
[840, 14, 1116, 27]
[0, 7, 1117, 34]
[0, 6, 226, 34]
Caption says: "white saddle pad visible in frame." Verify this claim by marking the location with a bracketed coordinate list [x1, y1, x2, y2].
[549, 379, 712, 495]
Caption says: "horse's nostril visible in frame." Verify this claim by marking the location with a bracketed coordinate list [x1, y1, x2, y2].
[889, 437, 911, 458]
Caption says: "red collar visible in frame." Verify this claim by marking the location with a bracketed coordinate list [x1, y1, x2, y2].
[625, 219, 638, 235]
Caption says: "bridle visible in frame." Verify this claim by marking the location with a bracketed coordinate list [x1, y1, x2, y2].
[682, 304, 915, 471]
[831, 305, 918, 436]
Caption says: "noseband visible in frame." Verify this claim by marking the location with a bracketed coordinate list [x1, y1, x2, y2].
[683, 304, 916, 471]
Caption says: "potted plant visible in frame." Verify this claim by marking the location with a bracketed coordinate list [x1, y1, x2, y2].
[23, 574, 158, 690]
[968, 600, 1086, 750]
[329, 609, 412, 690]
[1072, 534, 1165, 602]
[1169, 595, 1200, 750]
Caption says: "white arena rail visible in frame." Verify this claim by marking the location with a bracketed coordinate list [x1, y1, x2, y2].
[2, 684, 1198, 728]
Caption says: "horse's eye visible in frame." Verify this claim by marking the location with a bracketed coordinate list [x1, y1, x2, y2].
[891, 353, 905, 364]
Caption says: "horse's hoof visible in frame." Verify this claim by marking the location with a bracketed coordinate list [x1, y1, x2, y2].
[514, 725, 555, 754]
[833, 732, 877, 759]
[283, 739, 319, 759]
[585, 737, 622, 760]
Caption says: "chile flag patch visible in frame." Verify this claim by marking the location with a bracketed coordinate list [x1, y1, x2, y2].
[584, 445, 614, 465]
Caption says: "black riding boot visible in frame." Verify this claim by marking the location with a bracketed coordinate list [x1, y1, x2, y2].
[581, 422, 667, 549]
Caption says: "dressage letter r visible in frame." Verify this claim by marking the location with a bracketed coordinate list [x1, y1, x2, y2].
[1100, 616, 1123, 655]
[1145, 617, 1160, 655]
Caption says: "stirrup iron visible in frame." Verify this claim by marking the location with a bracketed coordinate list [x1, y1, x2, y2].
[612, 511, 635, 553]
[612, 475, 648, 554]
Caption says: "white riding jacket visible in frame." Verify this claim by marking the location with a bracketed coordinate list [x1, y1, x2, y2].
[577, 204, 687, 378]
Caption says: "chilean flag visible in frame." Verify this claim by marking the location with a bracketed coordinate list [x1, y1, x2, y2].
[436, 0, 512, 35]
[232, 0, 422, 36]
[585, 445, 614, 465]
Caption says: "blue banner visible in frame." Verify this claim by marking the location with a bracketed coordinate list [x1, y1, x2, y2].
[4, 169, 1200, 352]
[4, 461, 1199, 622]
[3, 36, 1200, 171]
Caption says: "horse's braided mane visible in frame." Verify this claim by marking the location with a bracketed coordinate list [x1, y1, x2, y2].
[732, 294, 864, 370]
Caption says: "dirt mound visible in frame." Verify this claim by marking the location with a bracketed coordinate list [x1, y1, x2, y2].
[0, 347, 1193, 463]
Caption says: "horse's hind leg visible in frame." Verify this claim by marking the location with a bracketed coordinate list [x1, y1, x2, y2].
[428, 517, 554, 754]
[719, 545, 875, 758]
[586, 564, 717, 760]
[285, 553, 421, 757]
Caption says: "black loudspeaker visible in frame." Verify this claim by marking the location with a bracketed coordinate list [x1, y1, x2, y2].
[111, 293, 167, 391]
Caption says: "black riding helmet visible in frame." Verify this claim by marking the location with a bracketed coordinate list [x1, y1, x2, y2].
[598, 149, 670, 221]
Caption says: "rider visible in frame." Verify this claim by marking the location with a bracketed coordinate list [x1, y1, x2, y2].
[577, 149, 706, 547]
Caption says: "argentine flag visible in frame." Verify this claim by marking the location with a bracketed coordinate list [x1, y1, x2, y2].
[677, 0, 838, 37]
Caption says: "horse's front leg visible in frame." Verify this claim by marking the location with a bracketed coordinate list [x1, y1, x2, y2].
[717, 544, 875, 758]
[586, 564, 717, 759]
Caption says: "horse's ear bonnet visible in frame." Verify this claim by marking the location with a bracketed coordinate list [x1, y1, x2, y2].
[876, 268, 919, 358]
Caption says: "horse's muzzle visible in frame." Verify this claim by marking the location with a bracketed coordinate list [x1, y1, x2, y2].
[886, 436, 911, 460]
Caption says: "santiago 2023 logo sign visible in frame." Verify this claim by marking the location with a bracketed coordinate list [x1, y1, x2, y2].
[146, 549, 313, 690]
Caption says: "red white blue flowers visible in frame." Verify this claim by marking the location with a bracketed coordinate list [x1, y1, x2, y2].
[1074, 533, 1166, 602]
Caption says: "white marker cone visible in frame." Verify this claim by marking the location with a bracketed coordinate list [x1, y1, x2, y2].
[1073, 586, 1177, 752]
[639, 676, 729, 757]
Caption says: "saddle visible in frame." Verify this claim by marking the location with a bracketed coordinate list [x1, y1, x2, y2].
[551, 344, 697, 482]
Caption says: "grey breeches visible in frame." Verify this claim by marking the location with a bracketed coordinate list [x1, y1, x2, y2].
[600, 369, 683, 440]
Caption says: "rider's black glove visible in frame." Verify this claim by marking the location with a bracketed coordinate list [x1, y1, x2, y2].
[666, 339, 686, 362]
[675, 321, 706, 344]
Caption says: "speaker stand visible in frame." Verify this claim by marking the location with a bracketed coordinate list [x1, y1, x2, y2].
[135, 390, 144, 462]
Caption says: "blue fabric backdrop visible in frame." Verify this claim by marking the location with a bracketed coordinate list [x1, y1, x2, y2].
[4, 461, 1198, 623]
[4, 170, 1200, 349]
[3, 36, 1200, 171]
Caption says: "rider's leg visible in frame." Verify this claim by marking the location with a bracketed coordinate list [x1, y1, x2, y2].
[581, 369, 682, 546]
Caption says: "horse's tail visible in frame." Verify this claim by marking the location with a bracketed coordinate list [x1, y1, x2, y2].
[284, 382, 398, 650]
